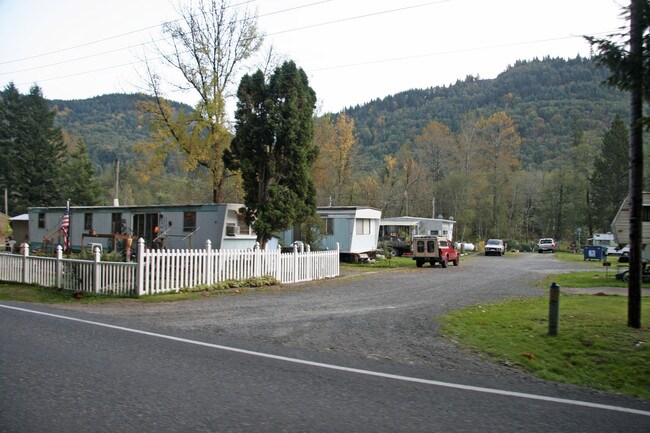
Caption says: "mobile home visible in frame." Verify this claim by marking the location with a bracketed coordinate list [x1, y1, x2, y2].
[379, 216, 456, 241]
[280, 206, 382, 261]
[27, 203, 257, 253]
[611, 192, 650, 259]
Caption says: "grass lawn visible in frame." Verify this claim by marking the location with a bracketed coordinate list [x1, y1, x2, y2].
[439, 250, 650, 398]
[440, 295, 650, 398]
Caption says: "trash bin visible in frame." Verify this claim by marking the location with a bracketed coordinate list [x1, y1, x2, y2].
[584, 245, 605, 261]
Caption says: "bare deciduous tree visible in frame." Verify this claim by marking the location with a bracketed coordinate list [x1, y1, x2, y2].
[138, 0, 264, 203]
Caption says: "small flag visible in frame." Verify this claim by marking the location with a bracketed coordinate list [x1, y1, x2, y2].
[61, 203, 70, 251]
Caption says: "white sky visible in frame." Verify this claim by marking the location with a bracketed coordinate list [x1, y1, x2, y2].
[0, 0, 627, 114]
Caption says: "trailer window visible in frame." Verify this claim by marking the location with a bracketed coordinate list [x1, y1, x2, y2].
[643, 206, 650, 222]
[322, 218, 334, 235]
[356, 219, 371, 235]
[38, 213, 45, 228]
[183, 211, 196, 232]
[84, 213, 93, 230]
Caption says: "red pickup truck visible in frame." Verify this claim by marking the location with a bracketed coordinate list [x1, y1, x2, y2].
[412, 236, 460, 268]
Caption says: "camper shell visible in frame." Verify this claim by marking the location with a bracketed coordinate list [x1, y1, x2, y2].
[411, 235, 459, 268]
[586, 233, 620, 255]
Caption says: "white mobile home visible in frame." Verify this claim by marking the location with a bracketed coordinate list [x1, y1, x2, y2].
[379, 216, 456, 242]
[612, 192, 650, 258]
[280, 206, 382, 260]
[28, 203, 257, 253]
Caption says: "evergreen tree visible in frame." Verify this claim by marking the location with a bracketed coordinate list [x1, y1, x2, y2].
[60, 139, 102, 205]
[224, 61, 318, 247]
[0, 83, 23, 204]
[590, 114, 629, 231]
[0, 83, 66, 214]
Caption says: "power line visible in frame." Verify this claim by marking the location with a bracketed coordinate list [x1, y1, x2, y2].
[266, 0, 450, 36]
[309, 32, 616, 73]
[2, 0, 617, 99]
[0, 0, 333, 66]
[1, 0, 442, 76]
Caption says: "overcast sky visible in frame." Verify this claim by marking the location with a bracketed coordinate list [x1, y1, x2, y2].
[0, 0, 627, 114]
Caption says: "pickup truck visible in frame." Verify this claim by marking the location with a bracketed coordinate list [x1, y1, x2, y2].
[412, 235, 460, 268]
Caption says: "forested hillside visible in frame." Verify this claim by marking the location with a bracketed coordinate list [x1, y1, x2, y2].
[346, 56, 628, 170]
[48, 57, 628, 175]
[43, 56, 635, 244]
[49, 93, 192, 170]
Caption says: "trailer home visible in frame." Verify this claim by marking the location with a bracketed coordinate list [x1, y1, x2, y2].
[27, 203, 257, 253]
[611, 192, 650, 259]
[379, 216, 456, 242]
[279, 206, 382, 261]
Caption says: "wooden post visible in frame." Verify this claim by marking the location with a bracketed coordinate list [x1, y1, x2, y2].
[548, 282, 560, 336]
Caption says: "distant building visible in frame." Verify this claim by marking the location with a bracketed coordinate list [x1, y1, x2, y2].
[379, 216, 455, 242]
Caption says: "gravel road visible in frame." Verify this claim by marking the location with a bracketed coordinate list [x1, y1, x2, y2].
[52, 253, 596, 381]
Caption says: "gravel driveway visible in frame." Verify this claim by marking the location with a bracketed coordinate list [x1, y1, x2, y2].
[53, 253, 594, 379]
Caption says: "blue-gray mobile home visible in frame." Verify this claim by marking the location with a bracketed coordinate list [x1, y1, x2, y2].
[28, 203, 257, 252]
[280, 206, 382, 260]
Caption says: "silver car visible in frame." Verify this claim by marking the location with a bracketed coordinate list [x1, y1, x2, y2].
[538, 238, 556, 253]
[485, 239, 505, 256]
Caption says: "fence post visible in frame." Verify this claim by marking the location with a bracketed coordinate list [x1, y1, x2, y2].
[293, 243, 299, 283]
[56, 245, 63, 288]
[137, 238, 145, 296]
[93, 246, 101, 293]
[306, 244, 312, 281]
[205, 239, 213, 286]
[22, 242, 30, 284]
[336, 242, 340, 276]
[254, 242, 261, 277]
[276, 245, 282, 282]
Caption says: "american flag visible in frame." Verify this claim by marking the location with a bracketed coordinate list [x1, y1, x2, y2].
[61, 204, 70, 251]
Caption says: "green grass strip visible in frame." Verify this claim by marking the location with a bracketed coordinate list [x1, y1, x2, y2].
[440, 295, 650, 399]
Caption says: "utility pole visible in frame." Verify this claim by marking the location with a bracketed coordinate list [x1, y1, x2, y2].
[628, 0, 644, 328]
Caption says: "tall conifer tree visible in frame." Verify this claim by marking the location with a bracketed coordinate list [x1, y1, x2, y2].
[225, 61, 318, 247]
[590, 114, 629, 231]
[0, 83, 66, 214]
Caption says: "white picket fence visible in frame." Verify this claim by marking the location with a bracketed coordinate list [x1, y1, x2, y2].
[0, 239, 340, 296]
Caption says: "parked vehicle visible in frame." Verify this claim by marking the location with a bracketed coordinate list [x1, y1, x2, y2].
[607, 244, 629, 256]
[616, 264, 650, 282]
[412, 235, 459, 268]
[377, 235, 411, 257]
[485, 239, 505, 256]
[537, 238, 556, 253]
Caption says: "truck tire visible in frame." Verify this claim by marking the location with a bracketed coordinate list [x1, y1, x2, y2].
[452, 256, 459, 266]
[441, 257, 448, 268]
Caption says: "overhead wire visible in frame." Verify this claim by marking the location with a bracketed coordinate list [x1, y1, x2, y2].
[0, 0, 332, 67]
[3, 0, 452, 85]
[1, 0, 618, 93]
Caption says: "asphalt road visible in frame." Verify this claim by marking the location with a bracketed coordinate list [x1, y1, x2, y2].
[1, 253, 649, 432]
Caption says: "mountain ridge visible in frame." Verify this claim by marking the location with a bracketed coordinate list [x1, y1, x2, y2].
[49, 56, 627, 175]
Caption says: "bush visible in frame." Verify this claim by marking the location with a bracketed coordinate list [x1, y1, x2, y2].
[179, 275, 281, 293]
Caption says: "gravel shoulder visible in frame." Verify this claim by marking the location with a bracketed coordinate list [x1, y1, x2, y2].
[49, 253, 597, 381]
